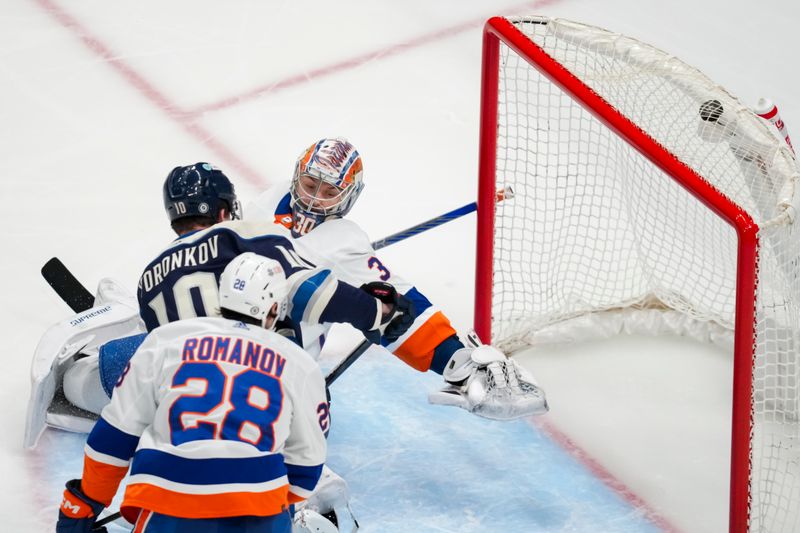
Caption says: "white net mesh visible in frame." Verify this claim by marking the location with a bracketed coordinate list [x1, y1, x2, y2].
[487, 16, 800, 532]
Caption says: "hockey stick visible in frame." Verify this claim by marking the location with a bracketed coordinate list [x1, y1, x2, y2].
[91, 337, 372, 530]
[93, 512, 120, 529]
[370, 186, 514, 250]
[44, 186, 514, 311]
[41, 257, 95, 313]
[325, 338, 372, 387]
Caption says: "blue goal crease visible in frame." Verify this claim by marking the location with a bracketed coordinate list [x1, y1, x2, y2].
[33, 350, 662, 533]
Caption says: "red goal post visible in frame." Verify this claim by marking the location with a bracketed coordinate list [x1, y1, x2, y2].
[475, 16, 800, 533]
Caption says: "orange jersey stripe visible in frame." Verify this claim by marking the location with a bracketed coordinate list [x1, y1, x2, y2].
[393, 311, 457, 371]
[121, 482, 290, 521]
[133, 509, 152, 533]
[81, 455, 129, 506]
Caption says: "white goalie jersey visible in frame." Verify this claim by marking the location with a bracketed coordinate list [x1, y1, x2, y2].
[247, 183, 461, 369]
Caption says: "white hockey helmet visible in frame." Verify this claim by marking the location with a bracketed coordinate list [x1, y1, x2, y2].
[290, 137, 365, 220]
[219, 252, 289, 328]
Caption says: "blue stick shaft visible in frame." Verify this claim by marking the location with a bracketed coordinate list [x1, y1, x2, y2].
[371, 202, 478, 250]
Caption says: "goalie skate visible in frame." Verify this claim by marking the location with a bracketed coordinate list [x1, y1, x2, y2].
[293, 509, 339, 533]
[294, 465, 359, 532]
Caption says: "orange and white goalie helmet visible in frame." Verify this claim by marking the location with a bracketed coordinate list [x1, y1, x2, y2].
[290, 138, 365, 221]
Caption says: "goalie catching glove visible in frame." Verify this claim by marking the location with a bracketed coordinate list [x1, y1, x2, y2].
[429, 333, 548, 420]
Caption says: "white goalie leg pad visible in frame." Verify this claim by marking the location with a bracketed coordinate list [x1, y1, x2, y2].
[429, 343, 549, 421]
[24, 299, 144, 448]
[63, 355, 110, 415]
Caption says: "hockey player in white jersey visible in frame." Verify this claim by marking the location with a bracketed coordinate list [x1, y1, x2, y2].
[57, 253, 329, 533]
[247, 137, 547, 420]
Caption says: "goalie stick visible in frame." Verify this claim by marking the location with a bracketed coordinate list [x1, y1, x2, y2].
[41, 257, 95, 313]
[370, 186, 513, 250]
[45, 186, 515, 312]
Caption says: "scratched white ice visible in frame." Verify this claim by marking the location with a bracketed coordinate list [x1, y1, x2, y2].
[2, 0, 798, 531]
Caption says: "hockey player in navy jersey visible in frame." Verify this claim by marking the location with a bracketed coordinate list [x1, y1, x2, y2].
[138, 162, 405, 335]
[56, 253, 329, 532]
[247, 138, 547, 420]
[24, 163, 414, 447]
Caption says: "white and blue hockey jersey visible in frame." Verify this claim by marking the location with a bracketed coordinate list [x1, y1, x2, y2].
[79, 317, 329, 522]
[247, 185, 461, 372]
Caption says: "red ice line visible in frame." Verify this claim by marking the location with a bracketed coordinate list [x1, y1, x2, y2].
[31, 0, 676, 530]
[188, 0, 559, 116]
[33, 0, 551, 187]
[33, 0, 267, 187]
[531, 418, 683, 533]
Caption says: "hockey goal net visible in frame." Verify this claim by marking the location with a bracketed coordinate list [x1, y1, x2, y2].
[475, 16, 800, 533]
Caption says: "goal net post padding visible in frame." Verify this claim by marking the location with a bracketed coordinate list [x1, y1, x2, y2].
[475, 16, 800, 533]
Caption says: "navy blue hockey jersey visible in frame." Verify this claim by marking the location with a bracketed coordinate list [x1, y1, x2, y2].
[137, 220, 383, 334]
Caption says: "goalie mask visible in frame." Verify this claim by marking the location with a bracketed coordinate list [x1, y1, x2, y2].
[163, 162, 242, 223]
[289, 138, 365, 237]
[219, 252, 289, 329]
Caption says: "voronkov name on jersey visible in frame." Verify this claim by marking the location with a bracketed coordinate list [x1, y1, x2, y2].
[139, 235, 220, 292]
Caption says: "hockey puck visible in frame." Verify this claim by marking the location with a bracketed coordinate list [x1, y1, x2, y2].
[699, 99, 724, 123]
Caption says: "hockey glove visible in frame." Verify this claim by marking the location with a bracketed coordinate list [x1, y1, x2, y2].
[57, 479, 107, 533]
[360, 281, 416, 343]
[429, 337, 548, 420]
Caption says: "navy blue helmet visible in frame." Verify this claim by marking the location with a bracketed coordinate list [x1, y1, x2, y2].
[163, 163, 242, 222]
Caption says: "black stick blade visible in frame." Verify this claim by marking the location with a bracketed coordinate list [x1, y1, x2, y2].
[41, 257, 94, 313]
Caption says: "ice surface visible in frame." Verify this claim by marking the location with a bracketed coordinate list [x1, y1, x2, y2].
[3, 0, 798, 531]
